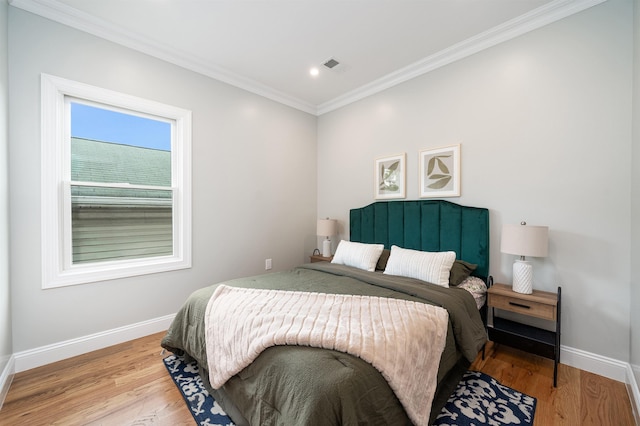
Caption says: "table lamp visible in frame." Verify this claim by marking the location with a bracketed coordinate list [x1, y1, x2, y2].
[500, 221, 549, 294]
[317, 218, 337, 257]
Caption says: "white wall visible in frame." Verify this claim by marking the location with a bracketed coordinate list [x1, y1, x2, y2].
[8, 8, 317, 353]
[0, 0, 12, 400]
[5, 0, 637, 375]
[318, 0, 633, 361]
[631, 0, 640, 385]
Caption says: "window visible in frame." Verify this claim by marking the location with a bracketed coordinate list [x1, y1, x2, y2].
[41, 74, 192, 288]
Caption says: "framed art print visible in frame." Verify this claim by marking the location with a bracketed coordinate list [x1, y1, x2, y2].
[375, 153, 406, 200]
[419, 144, 460, 198]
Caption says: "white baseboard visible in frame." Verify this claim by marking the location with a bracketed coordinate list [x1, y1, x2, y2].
[560, 344, 629, 382]
[14, 314, 175, 373]
[0, 355, 15, 410]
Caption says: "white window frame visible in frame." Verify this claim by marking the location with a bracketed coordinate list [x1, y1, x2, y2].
[41, 74, 192, 289]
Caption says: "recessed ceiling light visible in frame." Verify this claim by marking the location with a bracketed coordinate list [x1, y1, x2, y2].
[310, 67, 319, 77]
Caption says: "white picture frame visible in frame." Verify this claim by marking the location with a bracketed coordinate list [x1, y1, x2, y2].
[419, 144, 461, 198]
[374, 153, 406, 200]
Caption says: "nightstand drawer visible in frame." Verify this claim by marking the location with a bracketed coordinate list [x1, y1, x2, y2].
[489, 293, 556, 321]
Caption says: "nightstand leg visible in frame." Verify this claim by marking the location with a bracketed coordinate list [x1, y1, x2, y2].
[554, 286, 561, 387]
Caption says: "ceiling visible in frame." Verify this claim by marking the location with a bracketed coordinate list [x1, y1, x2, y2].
[11, 0, 602, 115]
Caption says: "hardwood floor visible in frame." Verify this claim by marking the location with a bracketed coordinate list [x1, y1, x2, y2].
[0, 332, 192, 425]
[0, 333, 636, 425]
[472, 342, 636, 426]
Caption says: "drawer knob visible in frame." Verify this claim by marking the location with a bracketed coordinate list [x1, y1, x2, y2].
[509, 301, 531, 309]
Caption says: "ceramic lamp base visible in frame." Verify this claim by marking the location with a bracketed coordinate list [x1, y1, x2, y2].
[512, 260, 533, 294]
[322, 239, 332, 257]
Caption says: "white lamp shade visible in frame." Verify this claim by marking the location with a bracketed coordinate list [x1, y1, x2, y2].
[501, 223, 549, 258]
[317, 219, 337, 237]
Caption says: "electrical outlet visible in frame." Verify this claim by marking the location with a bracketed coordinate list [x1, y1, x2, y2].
[265, 258, 272, 270]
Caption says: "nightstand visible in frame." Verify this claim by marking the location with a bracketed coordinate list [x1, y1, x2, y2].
[486, 283, 561, 386]
[310, 254, 333, 263]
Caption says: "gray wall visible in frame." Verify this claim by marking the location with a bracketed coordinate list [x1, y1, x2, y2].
[8, 8, 317, 352]
[0, 0, 11, 384]
[5, 0, 639, 374]
[631, 0, 640, 385]
[318, 0, 634, 361]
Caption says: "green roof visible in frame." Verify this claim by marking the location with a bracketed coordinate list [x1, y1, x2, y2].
[71, 137, 171, 186]
[70, 138, 172, 202]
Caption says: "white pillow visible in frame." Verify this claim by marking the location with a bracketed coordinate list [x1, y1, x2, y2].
[383, 245, 456, 287]
[331, 240, 384, 272]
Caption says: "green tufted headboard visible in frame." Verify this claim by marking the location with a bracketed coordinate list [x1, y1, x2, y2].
[349, 200, 490, 280]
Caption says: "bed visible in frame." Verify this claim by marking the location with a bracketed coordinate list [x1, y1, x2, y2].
[161, 200, 490, 426]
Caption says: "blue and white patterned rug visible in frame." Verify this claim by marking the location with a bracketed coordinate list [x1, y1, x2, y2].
[163, 354, 536, 426]
[433, 370, 537, 425]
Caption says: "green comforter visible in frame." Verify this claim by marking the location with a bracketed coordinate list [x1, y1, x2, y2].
[161, 263, 486, 426]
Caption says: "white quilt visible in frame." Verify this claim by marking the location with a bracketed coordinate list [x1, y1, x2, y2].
[204, 284, 449, 426]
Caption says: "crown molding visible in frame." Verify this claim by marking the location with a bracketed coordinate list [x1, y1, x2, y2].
[317, 0, 607, 115]
[11, 0, 605, 117]
[9, 0, 319, 115]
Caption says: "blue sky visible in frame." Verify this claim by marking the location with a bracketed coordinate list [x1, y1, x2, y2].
[71, 102, 171, 151]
